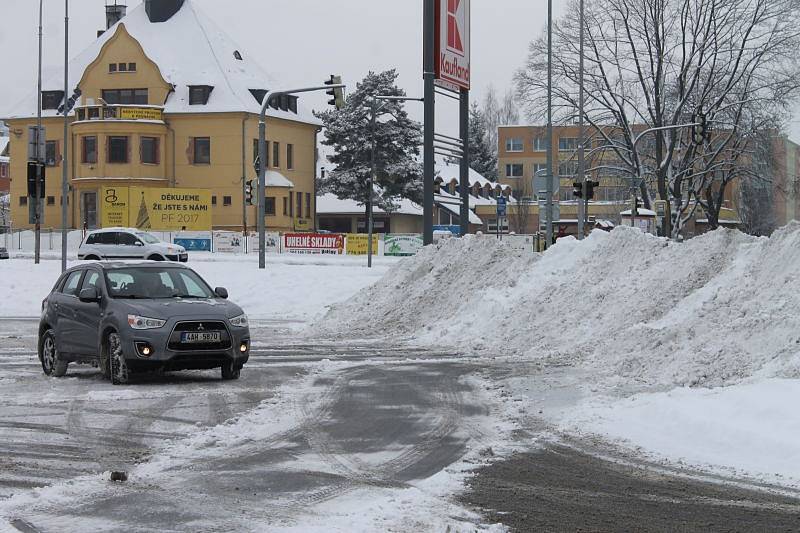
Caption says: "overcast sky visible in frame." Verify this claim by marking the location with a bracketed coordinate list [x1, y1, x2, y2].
[1, 0, 797, 139]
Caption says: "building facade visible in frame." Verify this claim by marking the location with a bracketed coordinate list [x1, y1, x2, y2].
[4, 0, 319, 232]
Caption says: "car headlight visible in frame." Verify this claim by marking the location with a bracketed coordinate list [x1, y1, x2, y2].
[128, 315, 166, 330]
[229, 313, 248, 328]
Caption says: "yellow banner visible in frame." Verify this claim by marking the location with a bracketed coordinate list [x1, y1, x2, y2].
[130, 187, 212, 231]
[118, 107, 163, 121]
[345, 234, 379, 255]
[100, 186, 129, 228]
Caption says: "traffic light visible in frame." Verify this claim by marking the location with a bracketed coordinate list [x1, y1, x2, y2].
[585, 180, 600, 200]
[245, 180, 255, 205]
[325, 75, 345, 110]
[692, 112, 711, 145]
[253, 155, 261, 175]
[434, 180, 441, 194]
[572, 181, 583, 198]
[26, 162, 45, 198]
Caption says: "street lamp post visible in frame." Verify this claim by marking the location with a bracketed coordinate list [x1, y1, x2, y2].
[61, 0, 69, 273]
[545, 0, 554, 248]
[34, 0, 43, 265]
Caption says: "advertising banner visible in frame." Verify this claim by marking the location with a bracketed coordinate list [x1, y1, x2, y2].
[435, 0, 470, 90]
[129, 187, 212, 231]
[283, 233, 344, 255]
[385, 234, 424, 256]
[247, 231, 281, 254]
[100, 186, 129, 228]
[213, 231, 245, 253]
[345, 234, 379, 256]
[118, 107, 163, 121]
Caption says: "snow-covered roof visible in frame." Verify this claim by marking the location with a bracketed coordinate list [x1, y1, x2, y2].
[620, 208, 657, 216]
[435, 159, 510, 192]
[264, 170, 294, 188]
[316, 193, 423, 216]
[0, 137, 9, 157]
[4, 0, 319, 126]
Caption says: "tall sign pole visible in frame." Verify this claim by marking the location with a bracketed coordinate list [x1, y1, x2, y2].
[423, 0, 436, 246]
[459, 88, 470, 236]
[61, 0, 69, 272]
[545, 0, 554, 248]
[35, 0, 43, 265]
[577, 0, 586, 239]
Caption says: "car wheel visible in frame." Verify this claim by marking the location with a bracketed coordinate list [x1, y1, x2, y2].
[39, 329, 68, 377]
[99, 336, 111, 379]
[221, 360, 241, 381]
[147, 255, 164, 261]
[108, 332, 130, 385]
[84, 255, 100, 261]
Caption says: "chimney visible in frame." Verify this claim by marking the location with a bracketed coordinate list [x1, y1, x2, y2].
[145, 0, 186, 23]
[105, 1, 127, 29]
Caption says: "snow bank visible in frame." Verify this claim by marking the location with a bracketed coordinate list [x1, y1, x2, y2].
[321, 223, 800, 388]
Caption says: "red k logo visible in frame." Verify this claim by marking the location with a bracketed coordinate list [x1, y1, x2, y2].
[447, 0, 465, 55]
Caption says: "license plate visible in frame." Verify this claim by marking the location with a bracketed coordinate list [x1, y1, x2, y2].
[181, 331, 222, 343]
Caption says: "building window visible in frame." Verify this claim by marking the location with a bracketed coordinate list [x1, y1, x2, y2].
[305, 192, 311, 218]
[283, 197, 288, 215]
[140, 136, 159, 165]
[289, 192, 293, 217]
[533, 137, 546, 151]
[265, 197, 276, 216]
[223, 196, 232, 206]
[109, 63, 117, 73]
[296, 192, 302, 219]
[108, 136, 129, 164]
[193, 137, 210, 165]
[45, 141, 59, 166]
[505, 138, 523, 152]
[212, 196, 217, 206]
[47, 196, 55, 206]
[253, 139, 270, 168]
[118, 63, 128, 72]
[558, 137, 578, 151]
[102, 88, 148, 105]
[558, 160, 579, 177]
[188, 85, 214, 105]
[287, 144, 294, 170]
[19, 197, 27, 206]
[0, 164, 6, 178]
[41, 91, 64, 110]
[272, 142, 280, 168]
[128, 62, 137, 72]
[505, 163, 523, 178]
[82, 136, 97, 164]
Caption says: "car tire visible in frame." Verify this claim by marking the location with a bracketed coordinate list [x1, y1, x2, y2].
[39, 329, 68, 377]
[221, 360, 241, 381]
[108, 332, 130, 385]
[84, 255, 100, 261]
[147, 255, 164, 261]
[99, 336, 111, 380]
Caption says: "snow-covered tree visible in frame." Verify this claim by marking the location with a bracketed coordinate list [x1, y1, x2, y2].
[316, 70, 423, 211]
[468, 102, 498, 180]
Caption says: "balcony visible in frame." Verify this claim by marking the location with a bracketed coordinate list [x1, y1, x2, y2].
[74, 103, 165, 123]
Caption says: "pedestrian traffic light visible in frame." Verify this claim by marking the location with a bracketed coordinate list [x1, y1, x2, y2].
[572, 181, 583, 198]
[585, 180, 600, 200]
[325, 75, 345, 110]
[245, 180, 255, 205]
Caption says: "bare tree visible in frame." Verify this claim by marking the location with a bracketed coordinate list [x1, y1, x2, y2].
[516, 0, 800, 237]
[482, 85, 521, 158]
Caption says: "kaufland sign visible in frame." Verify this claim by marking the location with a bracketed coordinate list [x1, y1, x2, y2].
[435, 0, 470, 91]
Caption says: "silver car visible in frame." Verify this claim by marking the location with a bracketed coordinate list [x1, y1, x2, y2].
[38, 262, 250, 384]
[78, 228, 188, 262]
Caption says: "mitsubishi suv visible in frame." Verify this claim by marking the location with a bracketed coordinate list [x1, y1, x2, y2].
[38, 262, 250, 384]
[78, 228, 188, 262]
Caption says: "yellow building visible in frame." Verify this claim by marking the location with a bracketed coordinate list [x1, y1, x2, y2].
[4, 0, 320, 232]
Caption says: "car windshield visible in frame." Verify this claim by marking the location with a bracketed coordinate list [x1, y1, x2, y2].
[136, 232, 161, 244]
[105, 267, 215, 299]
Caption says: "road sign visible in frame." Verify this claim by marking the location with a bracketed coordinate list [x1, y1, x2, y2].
[496, 195, 507, 218]
[435, 0, 470, 90]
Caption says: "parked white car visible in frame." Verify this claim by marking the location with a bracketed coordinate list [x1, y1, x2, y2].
[78, 228, 188, 262]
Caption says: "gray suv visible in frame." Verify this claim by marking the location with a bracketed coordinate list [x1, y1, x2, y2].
[38, 262, 250, 384]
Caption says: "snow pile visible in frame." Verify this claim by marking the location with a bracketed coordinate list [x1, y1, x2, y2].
[321, 223, 800, 387]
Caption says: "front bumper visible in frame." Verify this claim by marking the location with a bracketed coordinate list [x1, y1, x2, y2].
[166, 253, 189, 262]
[119, 317, 249, 371]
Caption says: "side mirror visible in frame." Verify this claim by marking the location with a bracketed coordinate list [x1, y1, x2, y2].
[79, 286, 101, 303]
[134, 241, 144, 246]
[214, 287, 229, 299]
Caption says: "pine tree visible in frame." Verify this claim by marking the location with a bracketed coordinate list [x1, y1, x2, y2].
[316, 70, 423, 211]
[468, 102, 498, 180]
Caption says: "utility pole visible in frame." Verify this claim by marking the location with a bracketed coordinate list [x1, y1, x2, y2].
[61, 0, 69, 273]
[35, 0, 43, 265]
[545, 0, 554, 247]
[423, 0, 435, 246]
[368, 101, 377, 269]
[577, 0, 586, 240]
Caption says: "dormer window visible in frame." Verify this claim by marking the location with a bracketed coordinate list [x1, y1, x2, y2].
[249, 89, 267, 105]
[41, 91, 65, 110]
[189, 85, 214, 105]
[233, 50, 243, 61]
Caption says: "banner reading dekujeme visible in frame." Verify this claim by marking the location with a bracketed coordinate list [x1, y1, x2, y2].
[130, 187, 212, 231]
[384, 234, 424, 256]
[345, 234, 379, 255]
[283, 233, 344, 255]
[100, 186, 129, 228]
